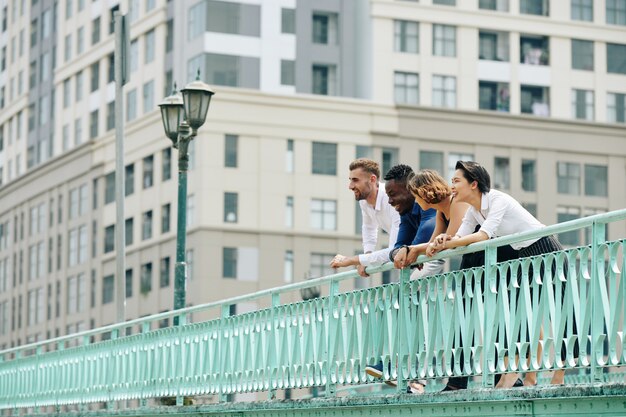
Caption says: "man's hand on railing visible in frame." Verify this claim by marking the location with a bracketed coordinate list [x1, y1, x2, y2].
[330, 254, 357, 268]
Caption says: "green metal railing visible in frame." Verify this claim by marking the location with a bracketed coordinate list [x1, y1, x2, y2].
[0, 209, 625, 411]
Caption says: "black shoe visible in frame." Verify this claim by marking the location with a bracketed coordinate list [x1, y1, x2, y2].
[365, 361, 384, 379]
[512, 378, 524, 387]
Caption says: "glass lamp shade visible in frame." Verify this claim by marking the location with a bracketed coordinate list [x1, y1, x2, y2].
[158, 93, 185, 143]
[180, 80, 215, 131]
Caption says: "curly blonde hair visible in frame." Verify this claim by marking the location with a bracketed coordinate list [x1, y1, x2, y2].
[408, 169, 451, 204]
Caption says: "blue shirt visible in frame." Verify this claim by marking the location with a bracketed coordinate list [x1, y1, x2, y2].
[391, 203, 437, 260]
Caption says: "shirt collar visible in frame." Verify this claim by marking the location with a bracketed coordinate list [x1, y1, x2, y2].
[374, 184, 385, 211]
[480, 192, 490, 212]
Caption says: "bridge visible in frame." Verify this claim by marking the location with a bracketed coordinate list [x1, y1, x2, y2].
[0, 210, 625, 416]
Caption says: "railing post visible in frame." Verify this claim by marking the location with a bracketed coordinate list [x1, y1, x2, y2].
[218, 304, 230, 403]
[590, 220, 606, 382]
[325, 279, 339, 397]
[482, 245, 497, 387]
[269, 292, 280, 400]
[396, 267, 411, 393]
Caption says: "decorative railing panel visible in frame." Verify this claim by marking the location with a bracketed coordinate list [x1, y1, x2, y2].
[0, 210, 625, 410]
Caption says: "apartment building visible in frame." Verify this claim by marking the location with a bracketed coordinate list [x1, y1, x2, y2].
[0, 0, 624, 349]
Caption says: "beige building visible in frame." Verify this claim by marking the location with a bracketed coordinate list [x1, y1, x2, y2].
[0, 0, 625, 349]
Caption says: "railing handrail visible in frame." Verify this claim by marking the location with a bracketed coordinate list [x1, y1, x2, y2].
[1, 207, 624, 358]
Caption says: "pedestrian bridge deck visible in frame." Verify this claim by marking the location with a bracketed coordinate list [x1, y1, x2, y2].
[1, 209, 625, 416]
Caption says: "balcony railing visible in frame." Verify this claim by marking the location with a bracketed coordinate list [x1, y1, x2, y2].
[0, 209, 625, 411]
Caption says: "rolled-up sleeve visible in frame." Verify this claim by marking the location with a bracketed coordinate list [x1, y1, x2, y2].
[360, 205, 400, 266]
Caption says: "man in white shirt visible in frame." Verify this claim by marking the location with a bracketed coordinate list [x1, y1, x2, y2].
[330, 158, 400, 277]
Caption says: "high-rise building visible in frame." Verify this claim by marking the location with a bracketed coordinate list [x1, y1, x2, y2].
[0, 0, 624, 349]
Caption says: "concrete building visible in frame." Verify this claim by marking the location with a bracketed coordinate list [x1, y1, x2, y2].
[0, 0, 625, 349]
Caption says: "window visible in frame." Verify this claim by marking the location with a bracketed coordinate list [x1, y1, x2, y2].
[479, 81, 510, 112]
[223, 247, 237, 278]
[607, 43, 626, 74]
[142, 210, 153, 240]
[109, 5, 120, 34]
[312, 12, 338, 44]
[105, 172, 115, 204]
[161, 203, 171, 233]
[419, 151, 444, 173]
[479, 30, 509, 61]
[64, 34, 72, 62]
[126, 89, 137, 121]
[188, 1, 206, 39]
[165, 19, 174, 53]
[106, 101, 115, 131]
[521, 85, 550, 116]
[146, 0, 156, 12]
[125, 269, 132, 298]
[394, 71, 419, 105]
[584, 164, 608, 197]
[433, 24, 456, 57]
[160, 257, 170, 288]
[432, 75, 456, 108]
[285, 196, 294, 228]
[140, 263, 152, 294]
[493, 157, 510, 190]
[144, 29, 155, 63]
[186, 194, 195, 228]
[607, 93, 626, 123]
[162, 148, 172, 181]
[310, 199, 336, 230]
[286, 139, 294, 173]
[77, 26, 84, 54]
[606, 0, 626, 25]
[312, 64, 336, 95]
[91, 17, 100, 45]
[224, 134, 238, 167]
[479, 0, 509, 11]
[281, 8, 295, 34]
[126, 163, 136, 197]
[521, 159, 536, 192]
[309, 253, 334, 278]
[520, 0, 549, 16]
[557, 162, 581, 195]
[572, 89, 594, 121]
[143, 155, 154, 188]
[66, 274, 85, 314]
[571, 0, 593, 21]
[284, 251, 294, 283]
[125, 218, 133, 246]
[434, 0, 456, 4]
[311, 142, 337, 175]
[394, 20, 418, 53]
[448, 152, 474, 181]
[557, 206, 580, 246]
[382, 148, 398, 177]
[89, 110, 98, 139]
[30, 18, 37, 47]
[143, 80, 154, 114]
[520, 35, 549, 65]
[66, 0, 73, 19]
[281, 60, 295, 86]
[75, 71, 84, 101]
[571, 39, 593, 70]
[224, 192, 238, 223]
[102, 275, 114, 304]
[104, 225, 115, 253]
[206, 0, 261, 36]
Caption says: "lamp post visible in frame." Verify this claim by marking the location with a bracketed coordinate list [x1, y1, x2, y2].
[159, 77, 214, 325]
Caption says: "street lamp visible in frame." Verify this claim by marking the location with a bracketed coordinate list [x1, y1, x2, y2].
[159, 77, 214, 325]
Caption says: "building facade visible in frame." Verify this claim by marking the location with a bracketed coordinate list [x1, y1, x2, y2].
[0, 0, 625, 349]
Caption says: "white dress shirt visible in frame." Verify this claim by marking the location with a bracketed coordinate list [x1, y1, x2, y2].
[455, 189, 544, 250]
[358, 184, 401, 266]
